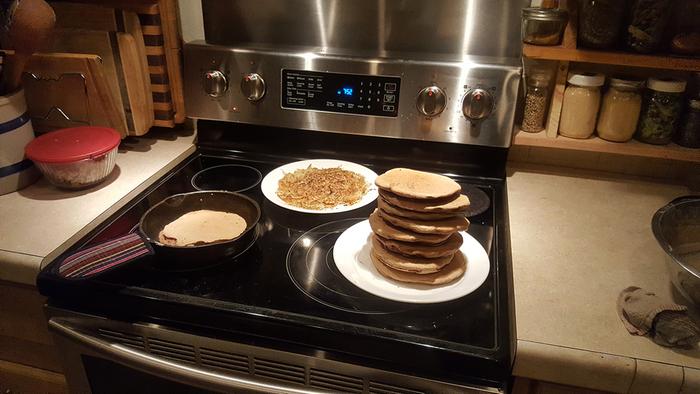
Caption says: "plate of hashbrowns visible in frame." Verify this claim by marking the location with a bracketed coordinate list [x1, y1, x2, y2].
[261, 159, 379, 213]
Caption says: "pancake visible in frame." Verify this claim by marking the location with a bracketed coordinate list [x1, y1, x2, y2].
[378, 208, 469, 235]
[380, 190, 470, 213]
[159, 210, 247, 246]
[377, 197, 456, 220]
[368, 209, 450, 244]
[371, 250, 467, 285]
[375, 168, 461, 200]
[371, 236, 452, 274]
[375, 232, 463, 258]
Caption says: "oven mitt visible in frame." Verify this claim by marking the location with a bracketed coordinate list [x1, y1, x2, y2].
[617, 286, 700, 348]
[59, 232, 153, 279]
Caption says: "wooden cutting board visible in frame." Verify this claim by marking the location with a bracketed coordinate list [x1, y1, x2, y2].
[47, 28, 153, 136]
[23, 53, 127, 136]
[49, 2, 154, 135]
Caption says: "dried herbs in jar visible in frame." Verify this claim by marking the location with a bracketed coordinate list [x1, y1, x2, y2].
[578, 0, 626, 49]
[625, 0, 673, 53]
[635, 78, 687, 145]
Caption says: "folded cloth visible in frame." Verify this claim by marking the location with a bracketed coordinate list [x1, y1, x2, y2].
[617, 286, 700, 347]
[59, 232, 153, 279]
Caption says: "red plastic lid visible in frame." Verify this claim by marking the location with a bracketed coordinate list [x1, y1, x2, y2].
[25, 127, 121, 163]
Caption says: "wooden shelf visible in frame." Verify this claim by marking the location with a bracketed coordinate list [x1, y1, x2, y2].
[513, 129, 700, 163]
[523, 44, 700, 72]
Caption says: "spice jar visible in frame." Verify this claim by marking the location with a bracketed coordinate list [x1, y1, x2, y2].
[522, 8, 568, 46]
[578, 0, 626, 49]
[521, 73, 552, 133]
[596, 78, 643, 142]
[559, 73, 605, 139]
[625, 0, 673, 53]
[674, 99, 700, 149]
[635, 78, 687, 145]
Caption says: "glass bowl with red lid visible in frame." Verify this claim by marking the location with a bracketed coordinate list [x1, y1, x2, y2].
[25, 127, 121, 189]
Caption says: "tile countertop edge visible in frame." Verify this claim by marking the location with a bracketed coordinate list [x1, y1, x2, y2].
[0, 144, 197, 287]
[514, 339, 700, 393]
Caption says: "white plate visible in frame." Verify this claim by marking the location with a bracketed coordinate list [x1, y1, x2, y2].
[333, 220, 490, 303]
[261, 159, 378, 214]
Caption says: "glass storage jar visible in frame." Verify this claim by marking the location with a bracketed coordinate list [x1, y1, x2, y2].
[635, 78, 687, 145]
[596, 78, 643, 142]
[521, 73, 552, 132]
[559, 73, 605, 139]
[578, 0, 626, 49]
[670, 0, 700, 56]
[674, 99, 700, 148]
[522, 8, 568, 46]
[625, 0, 673, 53]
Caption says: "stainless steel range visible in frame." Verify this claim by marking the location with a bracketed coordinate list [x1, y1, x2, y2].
[38, 1, 526, 393]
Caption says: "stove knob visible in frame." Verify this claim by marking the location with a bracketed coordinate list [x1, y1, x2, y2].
[203, 70, 228, 98]
[241, 73, 266, 102]
[416, 86, 446, 117]
[462, 88, 494, 122]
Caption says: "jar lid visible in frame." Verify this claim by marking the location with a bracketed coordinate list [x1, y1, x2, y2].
[647, 78, 687, 93]
[25, 127, 121, 163]
[609, 77, 644, 89]
[522, 7, 568, 21]
[689, 99, 700, 110]
[567, 73, 605, 87]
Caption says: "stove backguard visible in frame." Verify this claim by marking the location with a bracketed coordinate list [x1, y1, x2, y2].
[185, 0, 526, 148]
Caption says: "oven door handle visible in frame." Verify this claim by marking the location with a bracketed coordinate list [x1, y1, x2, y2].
[48, 317, 325, 394]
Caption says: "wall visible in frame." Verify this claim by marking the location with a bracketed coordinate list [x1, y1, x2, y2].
[178, 0, 204, 43]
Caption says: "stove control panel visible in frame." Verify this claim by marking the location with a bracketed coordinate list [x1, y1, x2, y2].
[281, 69, 401, 117]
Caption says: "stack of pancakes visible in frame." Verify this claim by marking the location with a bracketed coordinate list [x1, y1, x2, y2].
[368, 168, 470, 285]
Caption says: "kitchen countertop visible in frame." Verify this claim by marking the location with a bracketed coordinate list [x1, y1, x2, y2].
[507, 163, 698, 393]
[0, 128, 196, 285]
[2, 136, 698, 391]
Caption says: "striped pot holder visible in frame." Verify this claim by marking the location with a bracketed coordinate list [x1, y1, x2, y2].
[59, 232, 154, 279]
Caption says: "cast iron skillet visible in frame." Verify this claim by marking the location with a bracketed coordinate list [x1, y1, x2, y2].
[139, 191, 261, 270]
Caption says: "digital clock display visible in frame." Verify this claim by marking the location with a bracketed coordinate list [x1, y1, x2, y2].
[282, 69, 400, 117]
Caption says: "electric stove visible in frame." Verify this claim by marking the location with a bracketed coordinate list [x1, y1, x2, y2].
[37, 1, 525, 392]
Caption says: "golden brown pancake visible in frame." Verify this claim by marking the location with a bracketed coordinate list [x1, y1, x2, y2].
[375, 232, 463, 258]
[371, 236, 453, 274]
[380, 190, 470, 213]
[377, 197, 456, 220]
[159, 210, 247, 246]
[375, 168, 461, 200]
[368, 209, 451, 244]
[371, 250, 467, 285]
[378, 208, 469, 235]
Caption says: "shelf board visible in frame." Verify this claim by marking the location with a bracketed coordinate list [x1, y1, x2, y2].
[513, 129, 700, 163]
[523, 44, 700, 71]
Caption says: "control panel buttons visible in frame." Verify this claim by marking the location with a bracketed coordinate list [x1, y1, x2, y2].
[203, 70, 228, 98]
[241, 73, 266, 102]
[281, 69, 400, 117]
[462, 88, 494, 122]
[416, 86, 447, 117]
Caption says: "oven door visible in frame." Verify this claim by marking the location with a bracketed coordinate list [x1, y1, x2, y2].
[47, 316, 323, 394]
[47, 307, 502, 394]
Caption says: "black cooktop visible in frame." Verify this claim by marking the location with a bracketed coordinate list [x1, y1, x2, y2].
[38, 123, 515, 389]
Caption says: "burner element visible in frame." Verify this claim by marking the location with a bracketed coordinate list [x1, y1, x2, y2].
[286, 218, 407, 314]
[462, 185, 490, 217]
[191, 164, 263, 193]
